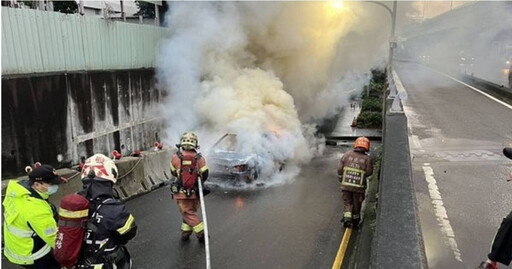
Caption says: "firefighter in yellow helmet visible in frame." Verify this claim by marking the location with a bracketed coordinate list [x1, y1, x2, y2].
[170, 132, 209, 242]
[337, 136, 373, 228]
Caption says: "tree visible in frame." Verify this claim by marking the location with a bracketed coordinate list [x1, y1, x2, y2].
[53, 1, 78, 14]
[134, 0, 155, 18]
[18, 0, 36, 8]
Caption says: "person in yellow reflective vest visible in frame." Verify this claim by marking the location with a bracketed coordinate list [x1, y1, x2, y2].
[337, 137, 373, 229]
[3, 164, 64, 268]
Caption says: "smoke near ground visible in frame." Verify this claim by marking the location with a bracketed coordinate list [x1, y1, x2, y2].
[156, 2, 388, 185]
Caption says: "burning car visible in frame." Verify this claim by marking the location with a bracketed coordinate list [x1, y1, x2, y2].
[208, 133, 259, 184]
[207, 133, 285, 184]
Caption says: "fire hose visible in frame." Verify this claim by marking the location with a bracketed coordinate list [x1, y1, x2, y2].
[116, 158, 143, 180]
[197, 178, 211, 269]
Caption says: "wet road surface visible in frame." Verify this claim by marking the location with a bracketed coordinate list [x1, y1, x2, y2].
[1, 146, 348, 269]
[396, 62, 512, 268]
[126, 146, 348, 269]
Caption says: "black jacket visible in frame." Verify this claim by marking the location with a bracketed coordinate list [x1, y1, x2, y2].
[488, 210, 512, 265]
[79, 178, 137, 264]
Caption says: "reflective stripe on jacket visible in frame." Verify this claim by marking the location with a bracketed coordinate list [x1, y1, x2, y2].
[2, 180, 57, 265]
[337, 150, 373, 193]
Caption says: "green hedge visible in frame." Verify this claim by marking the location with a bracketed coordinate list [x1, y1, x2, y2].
[362, 81, 385, 99]
[357, 68, 385, 129]
[371, 68, 386, 84]
[361, 98, 382, 112]
[357, 111, 382, 128]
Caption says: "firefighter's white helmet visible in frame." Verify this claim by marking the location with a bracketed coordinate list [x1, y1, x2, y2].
[81, 154, 118, 183]
[179, 132, 199, 150]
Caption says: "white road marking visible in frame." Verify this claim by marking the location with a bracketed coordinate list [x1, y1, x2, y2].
[427, 68, 512, 110]
[422, 164, 463, 263]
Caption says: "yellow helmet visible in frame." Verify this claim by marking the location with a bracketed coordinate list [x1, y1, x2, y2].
[179, 132, 199, 150]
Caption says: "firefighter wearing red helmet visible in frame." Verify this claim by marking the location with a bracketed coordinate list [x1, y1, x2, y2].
[170, 132, 209, 242]
[337, 136, 373, 228]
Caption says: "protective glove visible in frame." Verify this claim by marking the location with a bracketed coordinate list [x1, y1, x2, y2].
[476, 260, 499, 269]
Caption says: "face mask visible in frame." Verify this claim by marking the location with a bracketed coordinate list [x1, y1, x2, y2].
[46, 185, 59, 195]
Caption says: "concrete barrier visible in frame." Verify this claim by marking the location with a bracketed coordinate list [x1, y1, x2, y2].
[389, 68, 408, 112]
[49, 168, 82, 205]
[2, 149, 173, 202]
[141, 149, 172, 190]
[114, 156, 146, 200]
[373, 113, 426, 268]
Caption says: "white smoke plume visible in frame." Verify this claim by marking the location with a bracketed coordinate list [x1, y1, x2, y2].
[156, 2, 388, 184]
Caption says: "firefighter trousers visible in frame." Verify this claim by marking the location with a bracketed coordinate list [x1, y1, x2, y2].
[176, 199, 204, 237]
[342, 190, 365, 219]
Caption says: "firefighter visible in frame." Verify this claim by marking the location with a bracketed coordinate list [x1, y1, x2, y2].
[3, 164, 64, 269]
[170, 132, 209, 242]
[477, 147, 512, 269]
[337, 136, 373, 228]
[78, 154, 137, 269]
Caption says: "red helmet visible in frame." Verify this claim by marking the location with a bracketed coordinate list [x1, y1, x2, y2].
[354, 137, 370, 151]
[81, 154, 118, 183]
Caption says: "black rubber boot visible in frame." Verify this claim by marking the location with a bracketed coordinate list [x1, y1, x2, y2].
[352, 218, 360, 229]
[181, 231, 192, 241]
[343, 218, 353, 228]
[196, 231, 205, 243]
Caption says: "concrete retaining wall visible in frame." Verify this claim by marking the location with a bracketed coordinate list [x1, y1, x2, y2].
[2, 69, 164, 178]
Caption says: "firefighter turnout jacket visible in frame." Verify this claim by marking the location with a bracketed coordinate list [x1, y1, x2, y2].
[170, 150, 209, 200]
[3, 180, 58, 265]
[78, 178, 137, 268]
[337, 149, 373, 193]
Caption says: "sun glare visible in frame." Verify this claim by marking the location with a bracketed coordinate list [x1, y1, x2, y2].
[330, 0, 344, 10]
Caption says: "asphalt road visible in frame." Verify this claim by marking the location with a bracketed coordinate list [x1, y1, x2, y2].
[2, 146, 349, 269]
[128, 146, 349, 269]
[396, 62, 512, 269]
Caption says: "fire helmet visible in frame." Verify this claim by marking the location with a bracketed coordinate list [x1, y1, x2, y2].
[354, 136, 370, 151]
[81, 154, 118, 183]
[179, 132, 199, 150]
